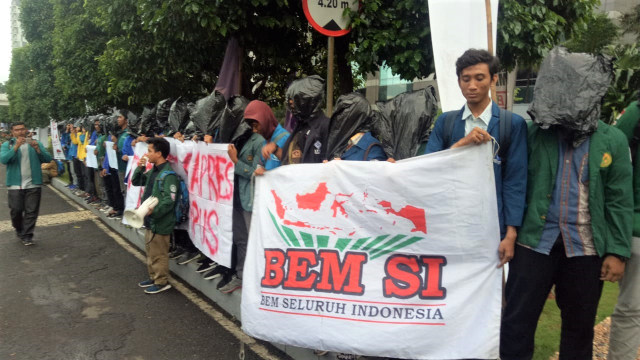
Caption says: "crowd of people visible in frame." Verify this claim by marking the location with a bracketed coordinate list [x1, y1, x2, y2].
[2, 47, 639, 359]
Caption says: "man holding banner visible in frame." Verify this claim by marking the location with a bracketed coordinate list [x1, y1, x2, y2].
[425, 49, 528, 266]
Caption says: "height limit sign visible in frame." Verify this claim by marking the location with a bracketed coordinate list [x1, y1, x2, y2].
[302, 0, 359, 37]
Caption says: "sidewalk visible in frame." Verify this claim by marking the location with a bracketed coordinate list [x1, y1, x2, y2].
[52, 177, 332, 360]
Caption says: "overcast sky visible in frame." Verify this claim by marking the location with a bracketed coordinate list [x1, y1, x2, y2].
[1, 0, 13, 84]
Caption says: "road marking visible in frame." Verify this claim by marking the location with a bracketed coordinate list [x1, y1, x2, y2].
[0, 210, 96, 233]
[48, 185, 281, 360]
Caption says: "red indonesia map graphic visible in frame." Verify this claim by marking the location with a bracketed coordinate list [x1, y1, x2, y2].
[270, 182, 427, 236]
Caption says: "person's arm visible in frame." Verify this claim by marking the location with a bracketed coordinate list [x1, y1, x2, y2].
[501, 117, 528, 229]
[152, 174, 178, 218]
[0, 141, 19, 164]
[34, 141, 53, 163]
[424, 114, 447, 154]
[130, 165, 147, 187]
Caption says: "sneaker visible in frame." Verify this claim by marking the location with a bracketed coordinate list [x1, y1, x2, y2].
[177, 252, 201, 265]
[203, 265, 229, 280]
[219, 274, 242, 294]
[68, 184, 77, 190]
[169, 248, 186, 260]
[100, 206, 113, 213]
[138, 279, 154, 288]
[336, 354, 359, 360]
[21, 238, 34, 246]
[216, 270, 234, 289]
[313, 350, 329, 356]
[196, 261, 217, 273]
[144, 283, 172, 294]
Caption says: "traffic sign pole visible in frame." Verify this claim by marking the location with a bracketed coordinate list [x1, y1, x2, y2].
[327, 37, 335, 116]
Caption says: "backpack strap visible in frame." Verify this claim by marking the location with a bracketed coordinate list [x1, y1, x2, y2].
[443, 110, 460, 148]
[157, 169, 177, 194]
[363, 142, 384, 161]
[498, 109, 512, 162]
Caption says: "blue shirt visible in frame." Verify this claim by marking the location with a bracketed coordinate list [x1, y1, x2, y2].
[533, 137, 597, 257]
[61, 132, 71, 159]
[341, 132, 387, 161]
[89, 131, 98, 146]
[264, 124, 290, 170]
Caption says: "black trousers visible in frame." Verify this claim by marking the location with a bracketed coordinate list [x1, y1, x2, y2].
[73, 157, 85, 191]
[85, 166, 96, 196]
[500, 239, 603, 360]
[8, 188, 42, 240]
[103, 167, 124, 212]
[65, 160, 74, 185]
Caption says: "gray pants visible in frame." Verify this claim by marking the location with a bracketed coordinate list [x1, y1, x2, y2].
[609, 236, 640, 360]
[8, 187, 42, 241]
[69, 160, 79, 186]
[232, 207, 252, 279]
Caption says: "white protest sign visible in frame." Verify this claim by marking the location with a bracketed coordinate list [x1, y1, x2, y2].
[105, 141, 119, 170]
[122, 142, 153, 226]
[50, 120, 65, 160]
[186, 142, 234, 268]
[428, 0, 499, 111]
[85, 145, 98, 168]
[242, 143, 502, 359]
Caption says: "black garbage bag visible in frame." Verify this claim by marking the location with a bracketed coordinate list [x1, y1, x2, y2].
[326, 93, 374, 159]
[104, 114, 119, 137]
[124, 110, 141, 137]
[139, 105, 157, 136]
[156, 98, 175, 135]
[167, 98, 191, 136]
[370, 107, 394, 159]
[286, 75, 325, 123]
[374, 87, 438, 160]
[190, 90, 227, 136]
[219, 96, 250, 143]
[528, 46, 613, 146]
[181, 103, 198, 138]
[230, 121, 253, 152]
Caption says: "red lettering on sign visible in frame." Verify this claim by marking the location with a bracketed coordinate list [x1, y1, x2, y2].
[262, 249, 287, 287]
[378, 201, 427, 234]
[202, 207, 219, 256]
[383, 254, 447, 300]
[296, 183, 330, 211]
[189, 152, 202, 196]
[315, 250, 366, 295]
[208, 155, 233, 201]
[284, 249, 318, 290]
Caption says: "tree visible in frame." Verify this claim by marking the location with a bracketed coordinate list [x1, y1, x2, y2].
[619, 4, 640, 40]
[564, 13, 619, 54]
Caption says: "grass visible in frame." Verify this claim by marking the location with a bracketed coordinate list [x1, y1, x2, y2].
[532, 281, 619, 360]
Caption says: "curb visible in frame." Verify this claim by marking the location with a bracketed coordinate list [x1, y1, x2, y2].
[51, 177, 333, 360]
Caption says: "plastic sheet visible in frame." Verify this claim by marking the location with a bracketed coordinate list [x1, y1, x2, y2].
[139, 105, 157, 136]
[156, 98, 175, 135]
[190, 90, 226, 136]
[373, 87, 438, 160]
[528, 47, 613, 144]
[326, 93, 373, 159]
[219, 96, 250, 143]
[286, 75, 325, 123]
[168, 98, 191, 136]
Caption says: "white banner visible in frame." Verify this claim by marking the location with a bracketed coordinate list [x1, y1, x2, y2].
[428, 0, 499, 111]
[50, 120, 65, 160]
[186, 142, 234, 268]
[105, 141, 119, 170]
[242, 144, 502, 359]
[85, 145, 98, 168]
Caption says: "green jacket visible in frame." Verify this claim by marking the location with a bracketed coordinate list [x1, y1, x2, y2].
[131, 161, 178, 235]
[0, 138, 53, 187]
[518, 121, 633, 258]
[612, 101, 640, 237]
[235, 132, 266, 212]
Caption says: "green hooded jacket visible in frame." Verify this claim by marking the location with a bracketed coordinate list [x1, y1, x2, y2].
[131, 161, 178, 235]
[0, 138, 53, 187]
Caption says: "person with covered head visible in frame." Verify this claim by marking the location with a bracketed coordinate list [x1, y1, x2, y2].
[500, 47, 633, 359]
[325, 93, 387, 162]
[262, 75, 329, 165]
[608, 93, 640, 360]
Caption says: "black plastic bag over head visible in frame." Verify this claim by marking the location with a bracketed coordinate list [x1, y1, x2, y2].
[286, 75, 325, 123]
[122, 110, 141, 137]
[231, 121, 253, 152]
[182, 103, 198, 138]
[326, 93, 373, 159]
[167, 98, 191, 136]
[189, 90, 226, 136]
[139, 105, 157, 136]
[528, 46, 613, 140]
[156, 98, 175, 135]
[374, 86, 438, 160]
[219, 96, 250, 143]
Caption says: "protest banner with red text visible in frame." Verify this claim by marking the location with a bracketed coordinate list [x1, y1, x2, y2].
[50, 120, 65, 160]
[242, 143, 502, 359]
[187, 142, 234, 267]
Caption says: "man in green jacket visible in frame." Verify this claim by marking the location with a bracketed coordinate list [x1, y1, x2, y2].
[0, 122, 53, 246]
[131, 137, 179, 294]
[501, 48, 633, 359]
[609, 97, 640, 360]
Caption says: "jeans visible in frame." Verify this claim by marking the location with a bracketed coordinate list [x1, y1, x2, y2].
[8, 187, 42, 240]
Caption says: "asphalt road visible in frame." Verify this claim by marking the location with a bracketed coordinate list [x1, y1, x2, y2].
[0, 165, 287, 360]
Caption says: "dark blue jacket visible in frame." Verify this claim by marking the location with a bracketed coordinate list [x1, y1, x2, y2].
[341, 132, 387, 161]
[425, 102, 528, 238]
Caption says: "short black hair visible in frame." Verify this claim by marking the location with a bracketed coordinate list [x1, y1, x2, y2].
[456, 49, 500, 78]
[11, 122, 26, 129]
[147, 137, 170, 159]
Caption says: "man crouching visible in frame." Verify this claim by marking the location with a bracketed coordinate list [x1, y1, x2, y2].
[132, 137, 178, 294]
